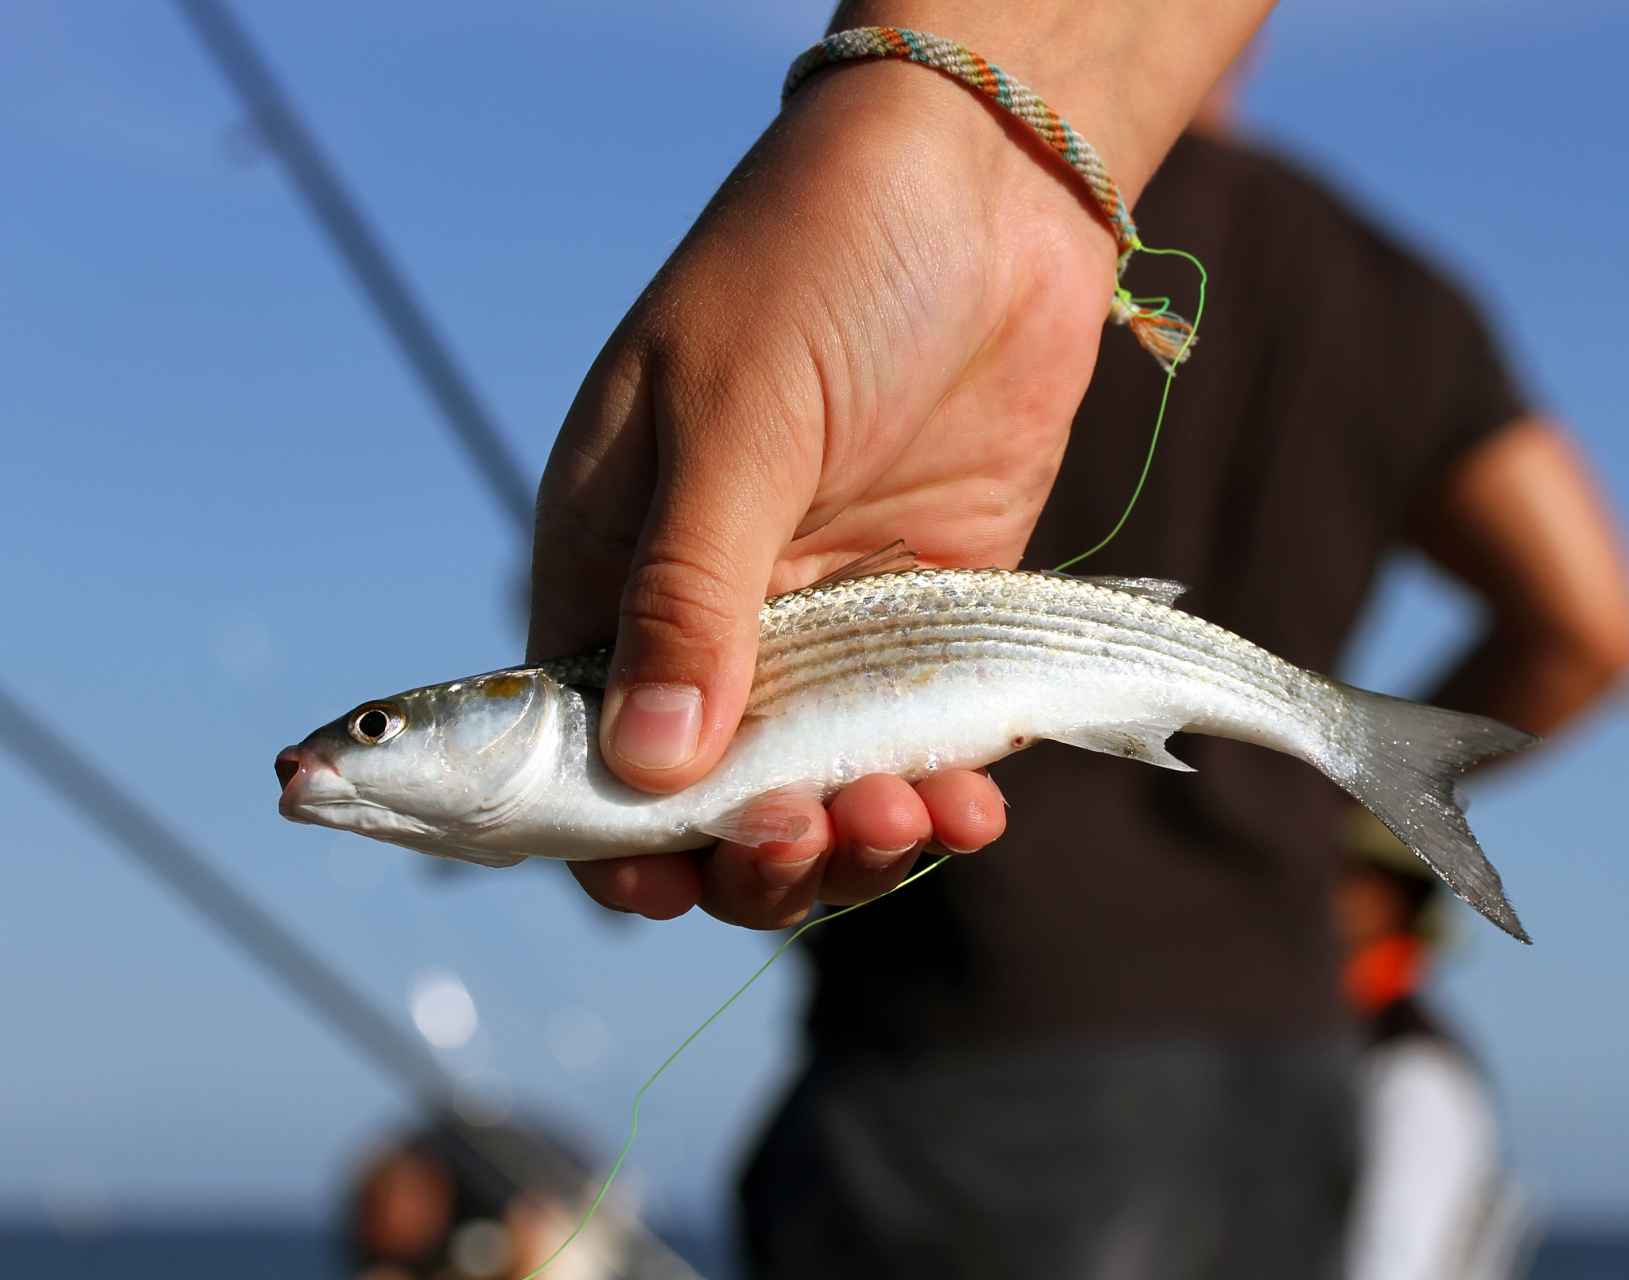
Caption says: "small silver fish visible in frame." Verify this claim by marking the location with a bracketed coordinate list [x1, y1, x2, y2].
[277, 560, 1536, 940]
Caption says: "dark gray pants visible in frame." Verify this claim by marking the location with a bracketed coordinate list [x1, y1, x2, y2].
[740, 1039, 1358, 1280]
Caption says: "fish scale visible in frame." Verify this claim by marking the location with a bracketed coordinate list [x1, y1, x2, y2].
[753, 571, 1310, 719]
[278, 566, 1537, 941]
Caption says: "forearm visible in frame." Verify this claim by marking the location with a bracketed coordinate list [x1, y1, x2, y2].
[1427, 628, 1625, 738]
[829, 0, 1275, 202]
[1412, 418, 1629, 740]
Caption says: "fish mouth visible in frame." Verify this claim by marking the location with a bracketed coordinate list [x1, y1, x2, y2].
[276, 743, 356, 821]
[275, 742, 442, 841]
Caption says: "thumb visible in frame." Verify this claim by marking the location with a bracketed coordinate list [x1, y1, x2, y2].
[600, 424, 813, 794]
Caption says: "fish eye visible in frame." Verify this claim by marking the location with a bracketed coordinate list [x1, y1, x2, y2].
[348, 703, 405, 745]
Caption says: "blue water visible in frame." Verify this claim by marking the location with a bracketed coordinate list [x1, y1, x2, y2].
[0, 1228, 336, 1279]
[1527, 1236, 1629, 1280]
[0, 1227, 1617, 1278]
[0, 1225, 732, 1279]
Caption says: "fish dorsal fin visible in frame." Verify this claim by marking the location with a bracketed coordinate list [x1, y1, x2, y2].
[1043, 572, 1188, 607]
[1085, 576, 1188, 606]
[535, 647, 612, 690]
[801, 540, 920, 591]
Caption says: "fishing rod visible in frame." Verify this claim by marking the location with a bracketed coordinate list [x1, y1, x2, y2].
[0, 681, 450, 1104]
[0, 677, 695, 1277]
[171, 0, 536, 538]
[172, 0, 579, 834]
[7, 6, 667, 1254]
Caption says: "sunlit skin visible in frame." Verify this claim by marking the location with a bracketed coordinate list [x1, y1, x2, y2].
[1409, 419, 1629, 737]
[356, 1152, 454, 1265]
[530, 0, 1274, 927]
[531, 0, 1629, 928]
[504, 1194, 615, 1280]
[566, 771, 1005, 926]
[351, 1152, 589, 1280]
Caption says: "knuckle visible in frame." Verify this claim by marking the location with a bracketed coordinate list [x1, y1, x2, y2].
[543, 501, 642, 559]
[621, 551, 751, 650]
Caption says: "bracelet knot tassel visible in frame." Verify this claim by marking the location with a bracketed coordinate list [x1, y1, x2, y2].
[783, 27, 1196, 372]
[1109, 291, 1198, 374]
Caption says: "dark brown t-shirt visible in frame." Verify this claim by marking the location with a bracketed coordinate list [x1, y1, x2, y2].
[803, 133, 1525, 1047]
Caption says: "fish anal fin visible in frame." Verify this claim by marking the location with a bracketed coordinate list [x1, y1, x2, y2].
[802, 541, 919, 592]
[694, 785, 824, 848]
[1047, 723, 1195, 772]
[1042, 573, 1189, 607]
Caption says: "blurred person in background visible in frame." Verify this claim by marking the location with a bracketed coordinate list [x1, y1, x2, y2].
[348, 1120, 586, 1280]
[346, 1118, 689, 1280]
[735, 53, 1629, 1280]
[1336, 811, 1535, 1280]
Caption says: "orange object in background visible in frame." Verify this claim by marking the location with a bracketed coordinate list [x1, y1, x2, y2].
[1334, 814, 1534, 1280]
[1342, 934, 1427, 1016]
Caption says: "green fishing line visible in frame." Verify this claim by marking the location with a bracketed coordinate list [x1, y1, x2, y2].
[529, 244, 1205, 1276]
[1055, 244, 1208, 572]
[526, 854, 951, 1276]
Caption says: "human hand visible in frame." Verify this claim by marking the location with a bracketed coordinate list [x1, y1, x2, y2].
[526, 60, 1109, 925]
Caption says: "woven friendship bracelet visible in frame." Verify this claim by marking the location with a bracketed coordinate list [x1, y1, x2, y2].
[783, 27, 1196, 371]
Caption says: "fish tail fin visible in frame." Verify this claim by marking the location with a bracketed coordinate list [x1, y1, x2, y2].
[1333, 683, 1539, 943]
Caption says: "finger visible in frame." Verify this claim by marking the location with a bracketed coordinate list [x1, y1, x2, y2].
[914, 769, 1007, 853]
[527, 349, 658, 663]
[568, 853, 704, 921]
[819, 773, 933, 906]
[599, 386, 818, 794]
[697, 795, 833, 929]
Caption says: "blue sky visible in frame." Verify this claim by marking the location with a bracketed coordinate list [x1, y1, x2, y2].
[0, 0, 1624, 1237]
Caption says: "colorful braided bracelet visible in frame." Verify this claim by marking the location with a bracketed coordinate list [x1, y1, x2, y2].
[783, 27, 1195, 371]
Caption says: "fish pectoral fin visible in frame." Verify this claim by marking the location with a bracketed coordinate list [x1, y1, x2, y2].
[799, 541, 920, 592]
[1040, 573, 1189, 607]
[1046, 723, 1195, 772]
[694, 786, 824, 848]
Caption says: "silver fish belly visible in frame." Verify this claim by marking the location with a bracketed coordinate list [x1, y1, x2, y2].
[276, 569, 1536, 940]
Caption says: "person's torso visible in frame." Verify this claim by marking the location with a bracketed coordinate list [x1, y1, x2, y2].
[804, 134, 1522, 1048]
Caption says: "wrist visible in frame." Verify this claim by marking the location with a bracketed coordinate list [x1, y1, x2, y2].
[777, 54, 1120, 287]
[829, 4, 1097, 110]
[826, 1, 1273, 203]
